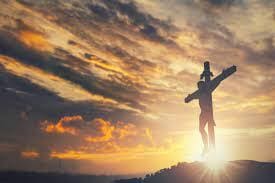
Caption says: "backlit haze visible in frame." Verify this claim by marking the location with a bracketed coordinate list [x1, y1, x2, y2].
[0, 0, 274, 175]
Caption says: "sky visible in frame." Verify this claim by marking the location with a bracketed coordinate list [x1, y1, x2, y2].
[0, 0, 274, 175]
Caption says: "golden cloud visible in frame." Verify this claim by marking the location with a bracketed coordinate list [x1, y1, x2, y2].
[115, 121, 139, 139]
[84, 118, 115, 142]
[49, 141, 182, 162]
[41, 115, 83, 135]
[21, 150, 40, 159]
[84, 119, 150, 143]
[19, 30, 52, 52]
[45, 116, 184, 169]
[45, 116, 187, 167]
[41, 116, 152, 145]
[144, 128, 154, 145]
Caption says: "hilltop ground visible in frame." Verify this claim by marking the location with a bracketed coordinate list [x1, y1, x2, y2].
[115, 160, 275, 183]
[0, 160, 274, 183]
[0, 171, 123, 183]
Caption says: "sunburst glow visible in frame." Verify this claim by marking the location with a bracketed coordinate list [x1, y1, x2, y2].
[204, 151, 226, 171]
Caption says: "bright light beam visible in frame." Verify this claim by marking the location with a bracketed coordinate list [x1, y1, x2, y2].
[204, 150, 226, 171]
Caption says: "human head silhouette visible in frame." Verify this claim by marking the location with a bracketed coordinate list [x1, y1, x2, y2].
[197, 80, 205, 90]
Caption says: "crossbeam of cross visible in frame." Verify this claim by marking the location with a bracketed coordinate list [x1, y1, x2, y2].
[185, 62, 236, 103]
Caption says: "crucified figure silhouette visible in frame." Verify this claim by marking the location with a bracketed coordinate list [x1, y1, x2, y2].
[185, 61, 236, 156]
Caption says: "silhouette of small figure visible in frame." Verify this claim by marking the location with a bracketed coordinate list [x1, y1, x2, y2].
[197, 80, 218, 155]
[185, 61, 236, 156]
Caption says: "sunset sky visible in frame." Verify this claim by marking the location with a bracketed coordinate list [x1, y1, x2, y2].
[0, 0, 274, 175]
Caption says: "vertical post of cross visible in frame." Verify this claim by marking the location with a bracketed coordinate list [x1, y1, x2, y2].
[201, 61, 215, 150]
[200, 61, 213, 83]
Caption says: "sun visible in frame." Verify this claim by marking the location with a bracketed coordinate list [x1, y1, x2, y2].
[204, 151, 226, 171]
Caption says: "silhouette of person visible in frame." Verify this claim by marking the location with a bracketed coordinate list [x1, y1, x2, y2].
[197, 80, 219, 155]
[199, 75, 224, 153]
[185, 63, 236, 156]
[186, 78, 221, 155]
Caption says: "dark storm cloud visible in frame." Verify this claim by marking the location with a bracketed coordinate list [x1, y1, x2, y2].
[16, 0, 184, 79]
[0, 67, 67, 149]
[0, 64, 55, 97]
[104, 0, 174, 31]
[18, 0, 178, 43]
[0, 30, 148, 111]
[0, 64, 98, 124]
[0, 64, 149, 160]
[88, 4, 115, 20]
[87, 0, 178, 42]
[37, 2, 162, 73]
[0, 3, 162, 109]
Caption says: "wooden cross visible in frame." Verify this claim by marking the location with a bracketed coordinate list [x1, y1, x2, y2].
[184, 61, 236, 151]
[185, 61, 236, 103]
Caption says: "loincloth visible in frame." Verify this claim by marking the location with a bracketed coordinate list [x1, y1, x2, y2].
[199, 112, 216, 126]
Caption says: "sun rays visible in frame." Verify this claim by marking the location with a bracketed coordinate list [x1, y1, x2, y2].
[204, 151, 226, 171]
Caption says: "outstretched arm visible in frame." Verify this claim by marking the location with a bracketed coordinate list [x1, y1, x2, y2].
[185, 90, 200, 103]
[210, 65, 237, 92]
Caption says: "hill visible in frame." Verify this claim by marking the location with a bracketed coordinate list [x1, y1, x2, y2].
[115, 160, 275, 183]
[0, 171, 124, 183]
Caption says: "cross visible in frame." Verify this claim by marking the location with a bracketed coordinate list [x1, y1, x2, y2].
[184, 61, 236, 155]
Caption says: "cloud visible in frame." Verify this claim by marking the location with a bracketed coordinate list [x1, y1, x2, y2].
[84, 119, 151, 143]
[0, 29, 148, 113]
[259, 37, 275, 61]
[47, 134, 187, 175]
[194, 0, 242, 14]
[88, 4, 115, 21]
[0, 0, 185, 115]
[19, 30, 52, 52]
[41, 115, 183, 171]
[40, 115, 165, 165]
[0, 143, 17, 153]
[144, 128, 155, 145]
[204, 0, 237, 6]
[41, 116, 151, 144]
[0, 0, 275, 174]
[21, 150, 40, 159]
[49, 144, 168, 162]
[41, 116, 83, 135]
[0, 55, 127, 106]
[88, 0, 178, 42]
[84, 118, 115, 142]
